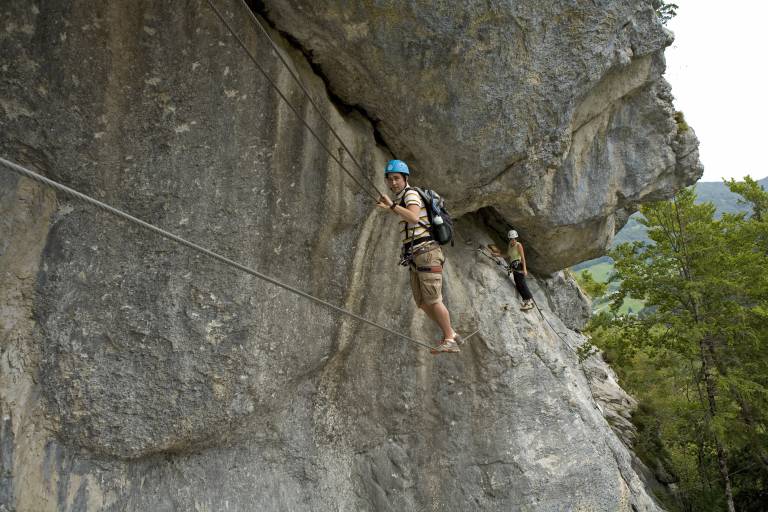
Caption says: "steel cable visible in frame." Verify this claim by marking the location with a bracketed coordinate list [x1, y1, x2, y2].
[205, 0, 384, 203]
[0, 157, 434, 351]
[233, 0, 387, 198]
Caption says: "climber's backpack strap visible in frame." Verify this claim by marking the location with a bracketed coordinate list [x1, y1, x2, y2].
[400, 186, 454, 245]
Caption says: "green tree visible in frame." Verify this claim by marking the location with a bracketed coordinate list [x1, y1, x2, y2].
[575, 269, 608, 299]
[727, 176, 767, 222]
[653, 1, 679, 25]
[589, 184, 768, 511]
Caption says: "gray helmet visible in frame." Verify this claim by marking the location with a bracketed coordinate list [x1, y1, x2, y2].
[508, 229, 518, 239]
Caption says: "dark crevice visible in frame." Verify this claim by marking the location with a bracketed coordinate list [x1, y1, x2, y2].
[477, 207, 516, 247]
[244, 1, 395, 157]
[243, 3, 532, 231]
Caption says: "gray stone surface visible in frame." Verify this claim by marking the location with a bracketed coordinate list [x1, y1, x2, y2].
[539, 271, 592, 332]
[0, 0, 690, 510]
[582, 351, 639, 449]
[262, 0, 702, 271]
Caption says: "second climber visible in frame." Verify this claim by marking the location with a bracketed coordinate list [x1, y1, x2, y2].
[490, 229, 534, 310]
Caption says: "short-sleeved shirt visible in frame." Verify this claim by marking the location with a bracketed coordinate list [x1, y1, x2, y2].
[397, 187, 430, 245]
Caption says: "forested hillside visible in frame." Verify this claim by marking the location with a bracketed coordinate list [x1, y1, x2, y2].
[578, 178, 768, 511]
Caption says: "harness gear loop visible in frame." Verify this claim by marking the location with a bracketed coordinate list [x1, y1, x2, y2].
[399, 239, 437, 266]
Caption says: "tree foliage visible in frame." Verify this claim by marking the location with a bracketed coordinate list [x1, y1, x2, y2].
[574, 269, 608, 299]
[587, 181, 768, 511]
[654, 1, 679, 25]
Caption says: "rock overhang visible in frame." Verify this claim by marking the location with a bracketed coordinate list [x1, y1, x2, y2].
[260, 0, 703, 272]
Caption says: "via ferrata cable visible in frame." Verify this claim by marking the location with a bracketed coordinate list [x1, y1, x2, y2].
[0, 157, 435, 352]
[233, 0, 387, 199]
[205, 0, 386, 203]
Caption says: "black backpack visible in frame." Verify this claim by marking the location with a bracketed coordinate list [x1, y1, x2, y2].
[400, 187, 454, 245]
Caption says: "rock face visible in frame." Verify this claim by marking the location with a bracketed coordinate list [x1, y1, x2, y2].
[262, 0, 702, 271]
[0, 0, 695, 510]
[539, 271, 592, 331]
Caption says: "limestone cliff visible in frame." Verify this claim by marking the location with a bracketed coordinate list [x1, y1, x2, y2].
[0, 1, 699, 510]
[261, 0, 702, 271]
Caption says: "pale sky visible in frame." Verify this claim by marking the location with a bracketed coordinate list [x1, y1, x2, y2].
[664, 0, 768, 182]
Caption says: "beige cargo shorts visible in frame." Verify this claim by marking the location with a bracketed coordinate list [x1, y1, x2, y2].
[409, 245, 445, 307]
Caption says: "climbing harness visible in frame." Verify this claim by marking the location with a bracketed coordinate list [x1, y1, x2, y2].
[394, 185, 453, 275]
[399, 238, 436, 267]
[0, 157, 438, 352]
[414, 265, 442, 273]
[397, 187, 454, 246]
[205, 0, 385, 203]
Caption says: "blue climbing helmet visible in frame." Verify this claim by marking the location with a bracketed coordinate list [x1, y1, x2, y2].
[384, 159, 410, 176]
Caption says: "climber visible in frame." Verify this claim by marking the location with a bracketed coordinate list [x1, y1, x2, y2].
[375, 159, 461, 354]
[490, 230, 534, 310]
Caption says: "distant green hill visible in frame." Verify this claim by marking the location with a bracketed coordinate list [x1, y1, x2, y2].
[573, 177, 768, 271]
[695, 179, 768, 215]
